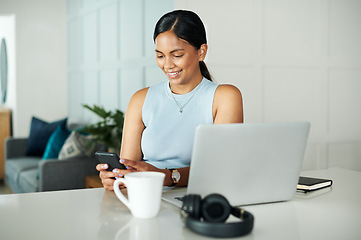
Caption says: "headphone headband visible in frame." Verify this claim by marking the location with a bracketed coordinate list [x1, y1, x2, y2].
[181, 194, 254, 238]
[185, 207, 254, 238]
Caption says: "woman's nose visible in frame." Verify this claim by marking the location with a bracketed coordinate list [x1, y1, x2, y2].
[164, 57, 175, 70]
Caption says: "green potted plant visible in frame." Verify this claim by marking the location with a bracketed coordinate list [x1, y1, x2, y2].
[80, 104, 124, 153]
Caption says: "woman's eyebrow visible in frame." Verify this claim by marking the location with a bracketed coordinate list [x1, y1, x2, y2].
[155, 49, 185, 54]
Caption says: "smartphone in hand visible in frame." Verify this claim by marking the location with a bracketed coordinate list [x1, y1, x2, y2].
[95, 151, 126, 171]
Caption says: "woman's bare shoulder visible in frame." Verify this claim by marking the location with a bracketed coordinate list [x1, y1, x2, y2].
[133, 87, 149, 99]
[215, 84, 242, 101]
[124, 87, 149, 115]
[213, 84, 243, 123]
[129, 87, 149, 104]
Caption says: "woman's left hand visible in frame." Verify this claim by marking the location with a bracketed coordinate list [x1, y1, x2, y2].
[120, 159, 160, 172]
[120, 159, 170, 185]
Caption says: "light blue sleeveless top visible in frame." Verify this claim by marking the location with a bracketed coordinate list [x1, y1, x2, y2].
[141, 78, 218, 169]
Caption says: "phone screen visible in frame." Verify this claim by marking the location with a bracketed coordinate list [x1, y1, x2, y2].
[95, 152, 126, 171]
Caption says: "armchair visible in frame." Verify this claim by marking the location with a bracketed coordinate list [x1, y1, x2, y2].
[5, 137, 99, 193]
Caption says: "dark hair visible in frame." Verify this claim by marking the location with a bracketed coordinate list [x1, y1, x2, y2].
[153, 10, 213, 81]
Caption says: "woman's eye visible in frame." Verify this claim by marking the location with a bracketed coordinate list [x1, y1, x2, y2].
[174, 55, 183, 58]
[156, 55, 164, 59]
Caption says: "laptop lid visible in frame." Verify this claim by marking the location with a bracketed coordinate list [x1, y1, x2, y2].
[162, 122, 310, 207]
[187, 122, 310, 206]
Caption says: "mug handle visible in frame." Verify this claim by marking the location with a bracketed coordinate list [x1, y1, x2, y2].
[113, 178, 131, 210]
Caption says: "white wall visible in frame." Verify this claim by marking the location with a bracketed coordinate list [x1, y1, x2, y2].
[175, 0, 361, 171]
[0, 0, 67, 137]
[6, 0, 358, 171]
[67, 0, 173, 123]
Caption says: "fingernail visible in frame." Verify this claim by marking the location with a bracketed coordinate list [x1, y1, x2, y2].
[120, 159, 125, 163]
[115, 176, 119, 180]
[118, 174, 123, 177]
[112, 169, 118, 174]
[126, 166, 130, 169]
[103, 164, 108, 169]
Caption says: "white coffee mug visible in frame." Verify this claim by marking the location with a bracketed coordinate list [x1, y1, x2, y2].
[113, 171, 165, 218]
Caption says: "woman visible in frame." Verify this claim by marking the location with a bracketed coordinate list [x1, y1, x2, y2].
[96, 10, 243, 190]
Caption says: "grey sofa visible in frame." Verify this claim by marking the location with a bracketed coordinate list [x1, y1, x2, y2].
[5, 137, 99, 193]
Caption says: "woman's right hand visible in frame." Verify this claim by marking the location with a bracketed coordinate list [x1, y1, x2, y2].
[96, 164, 124, 191]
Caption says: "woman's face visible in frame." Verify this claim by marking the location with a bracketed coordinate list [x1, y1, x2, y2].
[155, 31, 205, 92]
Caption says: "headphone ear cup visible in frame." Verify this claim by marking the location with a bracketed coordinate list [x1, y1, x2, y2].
[201, 194, 231, 223]
[182, 194, 202, 219]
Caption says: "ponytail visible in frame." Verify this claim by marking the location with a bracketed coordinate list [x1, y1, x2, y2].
[199, 61, 212, 82]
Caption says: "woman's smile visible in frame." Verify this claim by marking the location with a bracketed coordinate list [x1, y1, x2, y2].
[167, 70, 182, 79]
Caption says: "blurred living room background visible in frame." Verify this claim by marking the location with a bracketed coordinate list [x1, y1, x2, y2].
[0, 0, 360, 193]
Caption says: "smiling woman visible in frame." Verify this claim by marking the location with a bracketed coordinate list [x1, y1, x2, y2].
[96, 10, 243, 191]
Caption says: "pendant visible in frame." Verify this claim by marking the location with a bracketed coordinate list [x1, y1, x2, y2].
[179, 109, 183, 113]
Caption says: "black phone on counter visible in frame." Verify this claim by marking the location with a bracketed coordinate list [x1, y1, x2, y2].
[95, 151, 126, 171]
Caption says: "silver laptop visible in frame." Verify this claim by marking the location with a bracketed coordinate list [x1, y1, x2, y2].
[162, 122, 310, 207]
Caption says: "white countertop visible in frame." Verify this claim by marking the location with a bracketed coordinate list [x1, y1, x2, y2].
[0, 167, 360, 240]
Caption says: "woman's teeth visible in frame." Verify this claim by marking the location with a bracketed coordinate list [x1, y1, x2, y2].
[168, 70, 182, 77]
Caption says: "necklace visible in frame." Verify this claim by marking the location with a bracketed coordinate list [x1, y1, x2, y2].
[170, 85, 201, 113]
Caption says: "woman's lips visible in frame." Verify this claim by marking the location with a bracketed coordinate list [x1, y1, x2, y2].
[167, 70, 182, 78]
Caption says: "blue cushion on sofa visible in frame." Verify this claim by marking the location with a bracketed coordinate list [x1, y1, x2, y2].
[42, 124, 71, 159]
[26, 117, 67, 156]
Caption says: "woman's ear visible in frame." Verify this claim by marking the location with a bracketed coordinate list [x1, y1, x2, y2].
[198, 44, 208, 61]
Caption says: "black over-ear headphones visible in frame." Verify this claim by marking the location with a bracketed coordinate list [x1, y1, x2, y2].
[181, 193, 254, 238]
